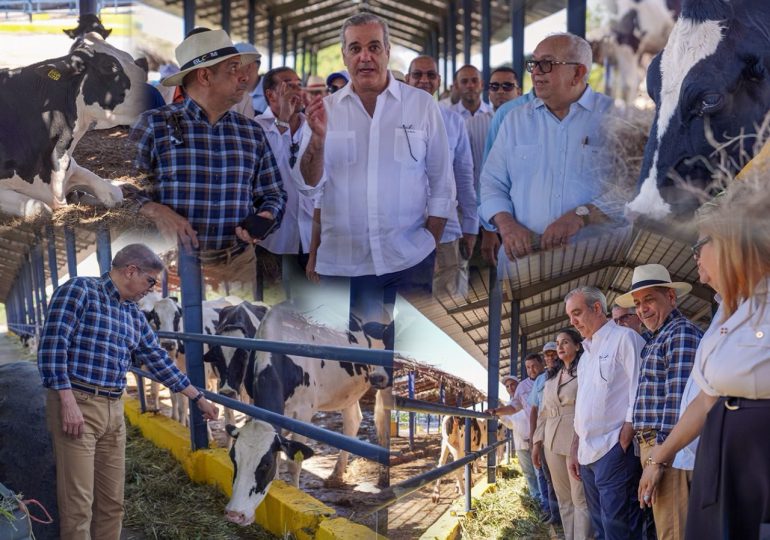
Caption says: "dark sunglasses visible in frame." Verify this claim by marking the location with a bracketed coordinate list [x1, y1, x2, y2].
[691, 236, 712, 259]
[488, 82, 518, 92]
[288, 142, 300, 168]
[525, 59, 581, 74]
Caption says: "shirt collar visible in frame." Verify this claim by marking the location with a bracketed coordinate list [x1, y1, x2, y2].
[256, 107, 305, 136]
[585, 319, 614, 352]
[183, 95, 232, 124]
[650, 308, 684, 338]
[533, 85, 596, 112]
[336, 71, 401, 102]
[100, 273, 122, 303]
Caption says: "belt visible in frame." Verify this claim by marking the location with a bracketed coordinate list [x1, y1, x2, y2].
[70, 381, 123, 400]
[634, 429, 657, 445]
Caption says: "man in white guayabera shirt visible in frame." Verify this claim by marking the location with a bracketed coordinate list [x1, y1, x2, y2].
[565, 285, 646, 540]
[294, 12, 454, 322]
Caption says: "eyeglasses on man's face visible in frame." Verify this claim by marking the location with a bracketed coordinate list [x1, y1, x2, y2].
[525, 59, 581, 74]
[130, 265, 158, 288]
[691, 236, 712, 259]
[613, 313, 636, 325]
[488, 82, 518, 92]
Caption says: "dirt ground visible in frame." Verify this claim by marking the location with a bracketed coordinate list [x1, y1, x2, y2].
[126, 379, 495, 538]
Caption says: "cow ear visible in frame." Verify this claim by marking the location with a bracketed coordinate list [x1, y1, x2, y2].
[225, 424, 239, 438]
[35, 52, 89, 81]
[277, 435, 314, 461]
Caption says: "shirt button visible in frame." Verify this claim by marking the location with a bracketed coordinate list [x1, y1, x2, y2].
[757, 331, 765, 339]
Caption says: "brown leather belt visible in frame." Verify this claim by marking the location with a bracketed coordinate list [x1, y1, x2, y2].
[634, 429, 657, 445]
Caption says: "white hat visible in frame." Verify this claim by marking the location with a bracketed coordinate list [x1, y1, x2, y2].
[542, 341, 558, 352]
[615, 264, 692, 308]
[161, 29, 260, 87]
[302, 74, 326, 90]
[501, 375, 519, 385]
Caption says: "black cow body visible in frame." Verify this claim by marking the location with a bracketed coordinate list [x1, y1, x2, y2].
[627, 0, 770, 218]
[0, 32, 146, 218]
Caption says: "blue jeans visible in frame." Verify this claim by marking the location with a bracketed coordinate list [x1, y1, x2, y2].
[517, 449, 541, 502]
[537, 444, 560, 518]
[580, 442, 643, 540]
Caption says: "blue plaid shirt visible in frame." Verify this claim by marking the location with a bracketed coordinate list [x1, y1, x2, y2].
[38, 274, 190, 393]
[130, 97, 287, 251]
[632, 309, 703, 443]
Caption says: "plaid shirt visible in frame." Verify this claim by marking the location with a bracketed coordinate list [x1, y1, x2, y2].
[38, 274, 190, 393]
[130, 97, 287, 251]
[632, 308, 703, 442]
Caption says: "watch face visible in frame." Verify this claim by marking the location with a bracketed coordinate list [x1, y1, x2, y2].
[576, 206, 590, 216]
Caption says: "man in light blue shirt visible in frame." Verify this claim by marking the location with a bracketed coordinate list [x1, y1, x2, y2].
[479, 33, 616, 274]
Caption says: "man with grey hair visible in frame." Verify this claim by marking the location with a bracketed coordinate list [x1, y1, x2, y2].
[564, 285, 645, 539]
[479, 32, 616, 270]
[38, 243, 218, 539]
[296, 13, 453, 320]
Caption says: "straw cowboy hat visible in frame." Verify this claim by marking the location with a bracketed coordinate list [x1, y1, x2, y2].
[161, 29, 260, 87]
[615, 263, 692, 308]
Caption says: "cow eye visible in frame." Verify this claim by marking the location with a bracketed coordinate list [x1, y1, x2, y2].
[697, 93, 724, 116]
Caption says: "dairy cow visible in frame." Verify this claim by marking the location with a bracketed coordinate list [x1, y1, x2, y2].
[223, 302, 392, 526]
[627, 0, 770, 218]
[0, 32, 146, 218]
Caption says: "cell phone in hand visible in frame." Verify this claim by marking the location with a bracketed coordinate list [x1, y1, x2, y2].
[239, 214, 276, 240]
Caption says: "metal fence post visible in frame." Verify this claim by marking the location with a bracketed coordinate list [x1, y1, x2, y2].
[96, 227, 112, 275]
[408, 370, 415, 451]
[46, 225, 59, 288]
[487, 265, 501, 483]
[65, 226, 78, 278]
[464, 417, 472, 513]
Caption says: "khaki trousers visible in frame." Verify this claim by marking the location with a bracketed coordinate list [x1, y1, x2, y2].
[545, 448, 594, 540]
[639, 438, 691, 540]
[46, 389, 126, 540]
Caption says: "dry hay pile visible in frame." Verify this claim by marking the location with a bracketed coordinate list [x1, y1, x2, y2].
[123, 423, 276, 540]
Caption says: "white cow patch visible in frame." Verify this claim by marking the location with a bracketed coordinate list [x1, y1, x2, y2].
[627, 18, 724, 218]
[225, 420, 277, 525]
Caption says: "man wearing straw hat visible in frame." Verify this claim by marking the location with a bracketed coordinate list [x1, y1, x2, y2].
[130, 29, 286, 290]
[616, 263, 703, 540]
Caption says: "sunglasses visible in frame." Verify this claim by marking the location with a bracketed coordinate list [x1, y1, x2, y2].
[691, 236, 712, 259]
[488, 82, 518, 92]
[289, 142, 300, 168]
[525, 59, 581, 74]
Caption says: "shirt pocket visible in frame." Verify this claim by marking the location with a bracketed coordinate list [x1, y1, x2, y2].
[510, 144, 539, 184]
[579, 144, 612, 179]
[325, 131, 356, 168]
[394, 128, 427, 166]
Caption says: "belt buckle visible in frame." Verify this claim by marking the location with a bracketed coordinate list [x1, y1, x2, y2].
[725, 397, 740, 411]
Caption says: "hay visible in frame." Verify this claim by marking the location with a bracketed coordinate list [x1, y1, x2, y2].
[458, 465, 553, 540]
[123, 424, 277, 540]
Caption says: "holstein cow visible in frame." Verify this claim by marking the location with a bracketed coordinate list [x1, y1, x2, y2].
[431, 415, 502, 502]
[0, 32, 146, 218]
[626, 0, 770, 219]
[223, 302, 392, 526]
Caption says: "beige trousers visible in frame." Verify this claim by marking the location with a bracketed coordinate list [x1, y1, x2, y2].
[639, 439, 692, 540]
[545, 448, 594, 540]
[433, 239, 469, 299]
[47, 389, 126, 540]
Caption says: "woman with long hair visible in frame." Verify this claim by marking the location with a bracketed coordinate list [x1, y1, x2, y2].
[638, 180, 770, 539]
[533, 328, 593, 539]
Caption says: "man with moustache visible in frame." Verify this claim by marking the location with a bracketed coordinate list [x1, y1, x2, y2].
[612, 304, 646, 336]
[616, 264, 703, 540]
[131, 30, 286, 286]
[296, 13, 453, 320]
[406, 55, 477, 298]
[38, 244, 219, 540]
[479, 33, 615, 268]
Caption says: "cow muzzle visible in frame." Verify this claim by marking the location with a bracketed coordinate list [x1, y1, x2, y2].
[369, 372, 390, 390]
[224, 509, 254, 526]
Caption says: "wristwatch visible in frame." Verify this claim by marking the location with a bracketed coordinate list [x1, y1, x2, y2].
[191, 390, 205, 403]
[575, 205, 590, 226]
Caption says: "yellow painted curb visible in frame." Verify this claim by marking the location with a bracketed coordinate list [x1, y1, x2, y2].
[418, 476, 498, 540]
[123, 397, 382, 539]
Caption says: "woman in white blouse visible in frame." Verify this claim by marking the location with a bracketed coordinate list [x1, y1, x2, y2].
[533, 329, 593, 540]
[638, 182, 770, 540]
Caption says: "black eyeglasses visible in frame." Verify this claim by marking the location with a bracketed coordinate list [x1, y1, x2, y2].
[288, 141, 300, 168]
[525, 59, 581, 74]
[131, 266, 158, 288]
[691, 236, 712, 259]
[408, 70, 439, 81]
[613, 313, 636, 324]
[488, 82, 518, 92]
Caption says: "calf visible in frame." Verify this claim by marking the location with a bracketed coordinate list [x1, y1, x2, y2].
[626, 0, 770, 218]
[0, 32, 146, 218]
[432, 416, 484, 502]
[224, 302, 392, 525]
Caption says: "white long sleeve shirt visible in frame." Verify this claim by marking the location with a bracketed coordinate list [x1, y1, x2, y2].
[255, 108, 315, 254]
[439, 107, 477, 243]
[293, 74, 454, 277]
[574, 320, 645, 465]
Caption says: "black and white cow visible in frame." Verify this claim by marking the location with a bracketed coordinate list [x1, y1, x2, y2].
[626, 0, 770, 218]
[0, 32, 146, 218]
[223, 302, 392, 526]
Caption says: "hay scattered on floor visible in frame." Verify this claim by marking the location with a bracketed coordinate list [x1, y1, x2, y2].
[123, 424, 277, 540]
[458, 465, 553, 540]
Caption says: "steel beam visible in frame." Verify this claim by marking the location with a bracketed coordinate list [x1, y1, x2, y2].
[221, 0, 230, 33]
[183, 0, 195, 37]
[462, 0, 471, 65]
[267, 9, 275, 69]
[486, 266, 501, 484]
[46, 225, 58, 288]
[510, 0, 525, 85]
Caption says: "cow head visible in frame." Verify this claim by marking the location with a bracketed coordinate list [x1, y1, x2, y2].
[224, 420, 313, 526]
[627, 0, 770, 219]
[347, 315, 393, 390]
[150, 297, 183, 353]
[68, 33, 147, 128]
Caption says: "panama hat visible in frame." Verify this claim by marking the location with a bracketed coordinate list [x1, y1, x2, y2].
[501, 375, 519, 385]
[615, 264, 692, 308]
[302, 74, 326, 90]
[542, 341, 558, 352]
[161, 29, 260, 87]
